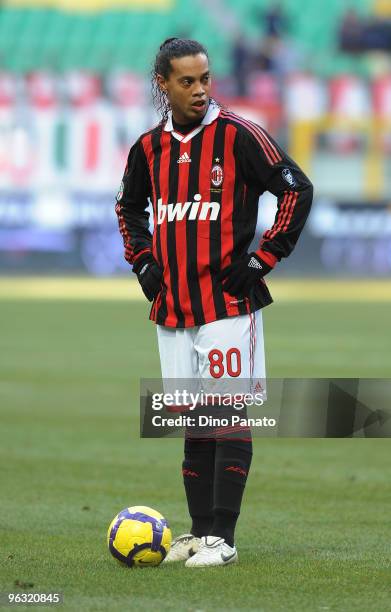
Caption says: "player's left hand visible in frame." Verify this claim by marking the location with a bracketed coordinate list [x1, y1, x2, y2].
[218, 252, 272, 297]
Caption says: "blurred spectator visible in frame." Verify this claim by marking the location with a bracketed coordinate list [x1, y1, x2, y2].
[339, 9, 363, 53]
[250, 2, 299, 80]
[362, 16, 391, 51]
[262, 2, 287, 38]
[257, 36, 275, 72]
[231, 34, 251, 97]
[339, 8, 391, 54]
[256, 35, 301, 78]
[268, 36, 301, 76]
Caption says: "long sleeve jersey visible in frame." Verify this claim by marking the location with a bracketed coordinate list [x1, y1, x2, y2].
[116, 101, 313, 328]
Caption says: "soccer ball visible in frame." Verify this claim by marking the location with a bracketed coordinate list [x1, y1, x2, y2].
[107, 505, 171, 567]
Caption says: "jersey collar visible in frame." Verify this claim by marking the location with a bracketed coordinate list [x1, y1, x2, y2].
[164, 100, 220, 143]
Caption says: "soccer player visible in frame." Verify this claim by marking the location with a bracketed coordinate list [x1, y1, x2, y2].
[116, 38, 313, 567]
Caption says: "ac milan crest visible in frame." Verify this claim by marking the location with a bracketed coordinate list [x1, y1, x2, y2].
[211, 164, 224, 187]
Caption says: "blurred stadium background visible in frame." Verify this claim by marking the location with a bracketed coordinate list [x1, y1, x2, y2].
[0, 0, 391, 277]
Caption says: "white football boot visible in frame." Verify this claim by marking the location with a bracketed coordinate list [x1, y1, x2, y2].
[163, 534, 201, 563]
[185, 536, 238, 568]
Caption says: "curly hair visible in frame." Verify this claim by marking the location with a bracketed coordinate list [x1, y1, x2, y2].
[151, 37, 212, 122]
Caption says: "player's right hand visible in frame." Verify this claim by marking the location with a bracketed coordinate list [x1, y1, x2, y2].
[133, 253, 163, 302]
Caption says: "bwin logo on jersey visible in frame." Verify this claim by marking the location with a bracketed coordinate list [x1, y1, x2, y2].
[157, 193, 220, 225]
[282, 168, 297, 187]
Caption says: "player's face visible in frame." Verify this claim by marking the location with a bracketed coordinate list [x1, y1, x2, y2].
[158, 53, 211, 124]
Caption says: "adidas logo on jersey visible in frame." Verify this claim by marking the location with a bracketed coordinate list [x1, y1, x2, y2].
[177, 152, 191, 163]
[248, 256, 263, 269]
[157, 193, 220, 224]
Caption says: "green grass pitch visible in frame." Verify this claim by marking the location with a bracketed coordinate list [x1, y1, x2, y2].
[0, 279, 390, 611]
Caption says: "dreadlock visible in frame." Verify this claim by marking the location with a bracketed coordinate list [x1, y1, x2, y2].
[151, 37, 214, 122]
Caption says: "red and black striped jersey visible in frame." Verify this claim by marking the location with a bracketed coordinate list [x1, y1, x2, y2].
[116, 101, 313, 328]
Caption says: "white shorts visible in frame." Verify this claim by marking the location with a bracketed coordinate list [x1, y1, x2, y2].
[156, 310, 266, 400]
